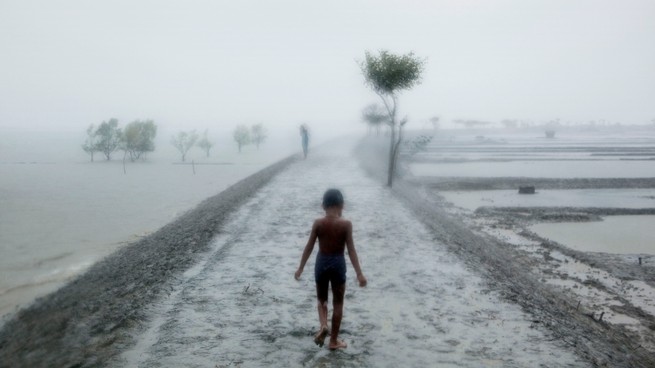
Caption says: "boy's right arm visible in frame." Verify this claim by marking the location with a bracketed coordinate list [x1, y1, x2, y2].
[295, 220, 318, 280]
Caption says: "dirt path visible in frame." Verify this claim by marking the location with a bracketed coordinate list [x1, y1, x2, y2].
[119, 138, 585, 367]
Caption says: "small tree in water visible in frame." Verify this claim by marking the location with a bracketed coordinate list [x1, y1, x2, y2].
[196, 129, 214, 157]
[171, 130, 199, 162]
[95, 118, 122, 160]
[233, 124, 250, 153]
[123, 120, 157, 161]
[82, 124, 98, 162]
[250, 123, 267, 149]
[360, 50, 425, 187]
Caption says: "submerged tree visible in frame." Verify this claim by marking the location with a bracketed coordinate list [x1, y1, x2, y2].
[171, 130, 199, 162]
[196, 129, 214, 157]
[95, 118, 122, 160]
[81, 124, 98, 162]
[250, 123, 267, 149]
[233, 124, 250, 153]
[362, 103, 388, 135]
[360, 50, 425, 187]
[123, 120, 157, 161]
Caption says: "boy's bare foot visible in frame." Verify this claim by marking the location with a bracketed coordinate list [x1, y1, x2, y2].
[328, 339, 347, 350]
[313, 326, 329, 347]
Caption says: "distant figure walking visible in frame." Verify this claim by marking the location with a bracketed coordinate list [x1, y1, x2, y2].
[300, 124, 310, 159]
[295, 189, 367, 350]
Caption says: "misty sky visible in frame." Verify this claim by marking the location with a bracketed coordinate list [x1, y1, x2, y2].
[1, 0, 654, 135]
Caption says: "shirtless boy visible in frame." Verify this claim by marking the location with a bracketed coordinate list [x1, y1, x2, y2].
[294, 189, 367, 350]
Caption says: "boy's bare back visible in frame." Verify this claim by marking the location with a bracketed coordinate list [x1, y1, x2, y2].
[313, 217, 353, 255]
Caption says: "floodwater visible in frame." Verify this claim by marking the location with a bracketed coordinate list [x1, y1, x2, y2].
[410, 128, 655, 178]
[411, 160, 655, 178]
[120, 139, 584, 367]
[0, 134, 296, 319]
[530, 216, 655, 254]
[410, 128, 655, 256]
[441, 189, 655, 211]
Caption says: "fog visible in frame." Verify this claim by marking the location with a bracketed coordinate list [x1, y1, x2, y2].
[1, 0, 655, 146]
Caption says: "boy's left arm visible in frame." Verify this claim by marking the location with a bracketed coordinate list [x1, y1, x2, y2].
[295, 221, 318, 280]
[345, 221, 367, 287]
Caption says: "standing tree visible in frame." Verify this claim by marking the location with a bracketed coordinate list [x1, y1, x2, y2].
[123, 120, 157, 161]
[360, 50, 425, 187]
[196, 129, 214, 158]
[429, 116, 440, 131]
[95, 118, 122, 160]
[362, 103, 388, 135]
[171, 130, 199, 162]
[233, 124, 250, 153]
[250, 123, 267, 149]
[81, 124, 98, 162]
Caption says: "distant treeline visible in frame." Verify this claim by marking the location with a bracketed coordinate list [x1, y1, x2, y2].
[83, 119, 156, 162]
[83, 119, 268, 162]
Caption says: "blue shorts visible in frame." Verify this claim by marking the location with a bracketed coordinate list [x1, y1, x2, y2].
[314, 252, 346, 286]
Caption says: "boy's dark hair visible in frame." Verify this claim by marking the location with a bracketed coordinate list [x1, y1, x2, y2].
[322, 189, 344, 208]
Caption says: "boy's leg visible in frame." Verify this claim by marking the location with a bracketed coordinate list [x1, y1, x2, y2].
[314, 281, 329, 346]
[329, 282, 347, 350]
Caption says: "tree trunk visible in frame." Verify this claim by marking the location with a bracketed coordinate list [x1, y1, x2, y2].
[387, 123, 396, 187]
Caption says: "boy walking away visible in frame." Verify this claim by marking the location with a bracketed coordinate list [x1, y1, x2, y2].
[295, 189, 367, 350]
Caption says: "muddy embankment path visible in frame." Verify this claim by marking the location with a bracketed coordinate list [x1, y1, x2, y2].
[113, 137, 584, 367]
[356, 137, 655, 367]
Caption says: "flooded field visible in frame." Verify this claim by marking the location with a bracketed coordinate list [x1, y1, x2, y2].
[440, 189, 655, 212]
[407, 127, 655, 256]
[530, 215, 655, 254]
[411, 160, 655, 178]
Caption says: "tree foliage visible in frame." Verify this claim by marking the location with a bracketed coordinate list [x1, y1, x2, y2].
[361, 50, 425, 96]
[360, 50, 425, 187]
[196, 129, 214, 158]
[95, 118, 122, 160]
[171, 130, 199, 162]
[250, 123, 267, 149]
[233, 125, 250, 153]
[122, 120, 157, 162]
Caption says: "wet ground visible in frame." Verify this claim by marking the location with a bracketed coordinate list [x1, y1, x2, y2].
[119, 138, 585, 367]
[394, 129, 655, 364]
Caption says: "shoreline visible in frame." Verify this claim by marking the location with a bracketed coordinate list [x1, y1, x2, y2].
[0, 153, 299, 367]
